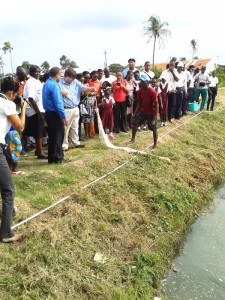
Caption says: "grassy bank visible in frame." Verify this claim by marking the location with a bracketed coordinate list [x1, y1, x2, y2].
[1, 89, 225, 300]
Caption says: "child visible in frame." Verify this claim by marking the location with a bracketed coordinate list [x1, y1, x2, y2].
[159, 78, 168, 126]
[100, 87, 115, 139]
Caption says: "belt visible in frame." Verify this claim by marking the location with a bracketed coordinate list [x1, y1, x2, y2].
[64, 107, 76, 109]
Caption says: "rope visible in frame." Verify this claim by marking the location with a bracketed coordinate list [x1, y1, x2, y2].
[12, 103, 224, 229]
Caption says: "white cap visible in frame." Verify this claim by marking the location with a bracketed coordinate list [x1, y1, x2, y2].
[177, 62, 184, 67]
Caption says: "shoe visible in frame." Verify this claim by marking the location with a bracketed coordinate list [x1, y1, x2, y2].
[160, 122, 164, 127]
[55, 158, 71, 164]
[74, 144, 85, 148]
[137, 127, 141, 132]
[143, 126, 147, 131]
[11, 170, 25, 175]
[37, 154, 48, 159]
[164, 122, 168, 126]
[109, 135, 115, 140]
[1, 233, 22, 243]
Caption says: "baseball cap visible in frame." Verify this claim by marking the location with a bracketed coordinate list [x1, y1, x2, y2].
[140, 73, 148, 81]
[177, 62, 184, 67]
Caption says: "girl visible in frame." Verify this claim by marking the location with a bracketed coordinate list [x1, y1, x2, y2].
[100, 87, 115, 139]
[0, 77, 27, 242]
[159, 78, 169, 126]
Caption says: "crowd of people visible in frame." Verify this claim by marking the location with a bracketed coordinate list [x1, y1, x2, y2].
[0, 57, 219, 242]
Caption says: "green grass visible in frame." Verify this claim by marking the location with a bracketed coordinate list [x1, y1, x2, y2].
[1, 88, 225, 299]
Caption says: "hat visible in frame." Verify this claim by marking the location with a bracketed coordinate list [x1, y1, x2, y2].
[177, 62, 184, 67]
[201, 66, 206, 69]
[140, 73, 148, 81]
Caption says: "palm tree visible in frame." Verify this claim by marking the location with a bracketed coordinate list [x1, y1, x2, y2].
[190, 39, 198, 59]
[0, 56, 4, 75]
[2, 41, 14, 74]
[143, 15, 171, 66]
[41, 61, 50, 73]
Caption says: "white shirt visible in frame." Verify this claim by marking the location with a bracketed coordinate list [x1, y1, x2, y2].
[100, 75, 116, 85]
[0, 96, 16, 144]
[194, 73, 210, 89]
[209, 76, 219, 87]
[143, 70, 155, 79]
[176, 71, 187, 92]
[23, 77, 44, 117]
[160, 69, 180, 92]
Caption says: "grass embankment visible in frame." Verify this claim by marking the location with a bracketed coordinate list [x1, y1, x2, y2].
[1, 89, 225, 300]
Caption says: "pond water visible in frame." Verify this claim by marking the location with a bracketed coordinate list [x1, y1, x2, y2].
[161, 184, 225, 300]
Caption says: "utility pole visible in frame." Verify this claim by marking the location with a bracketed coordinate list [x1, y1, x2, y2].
[104, 50, 107, 68]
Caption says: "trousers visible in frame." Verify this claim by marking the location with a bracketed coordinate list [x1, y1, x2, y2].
[63, 107, 80, 150]
[45, 111, 65, 163]
[0, 146, 14, 239]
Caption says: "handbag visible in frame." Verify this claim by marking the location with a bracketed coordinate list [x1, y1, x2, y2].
[125, 94, 132, 108]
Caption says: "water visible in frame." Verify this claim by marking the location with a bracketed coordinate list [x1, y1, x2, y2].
[161, 185, 225, 300]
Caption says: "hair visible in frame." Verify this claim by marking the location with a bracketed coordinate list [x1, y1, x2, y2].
[90, 70, 97, 77]
[42, 72, 50, 83]
[29, 65, 40, 76]
[134, 70, 140, 74]
[1, 77, 20, 93]
[102, 80, 111, 88]
[126, 70, 133, 79]
[64, 67, 76, 79]
[144, 61, 151, 65]
[128, 58, 135, 63]
[76, 73, 84, 80]
[49, 67, 61, 77]
[82, 71, 90, 76]
[97, 69, 103, 73]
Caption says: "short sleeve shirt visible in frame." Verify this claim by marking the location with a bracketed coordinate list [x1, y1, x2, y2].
[137, 87, 158, 116]
[0, 97, 16, 143]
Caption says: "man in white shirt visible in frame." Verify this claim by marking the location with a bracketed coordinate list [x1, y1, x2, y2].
[100, 67, 116, 85]
[23, 65, 46, 159]
[175, 62, 187, 119]
[160, 61, 180, 122]
[207, 70, 219, 111]
[143, 61, 155, 81]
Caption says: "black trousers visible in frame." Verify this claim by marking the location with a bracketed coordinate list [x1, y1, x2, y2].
[207, 87, 217, 111]
[167, 92, 176, 121]
[45, 112, 65, 163]
[113, 101, 127, 132]
[174, 90, 183, 119]
[0, 146, 14, 239]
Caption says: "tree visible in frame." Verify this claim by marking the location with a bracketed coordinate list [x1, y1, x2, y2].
[2, 41, 14, 74]
[41, 61, 50, 73]
[108, 63, 125, 74]
[143, 15, 171, 66]
[59, 55, 78, 70]
[21, 61, 31, 72]
[190, 39, 198, 59]
[0, 56, 4, 75]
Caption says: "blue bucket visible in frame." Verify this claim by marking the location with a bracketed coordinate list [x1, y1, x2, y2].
[188, 102, 199, 112]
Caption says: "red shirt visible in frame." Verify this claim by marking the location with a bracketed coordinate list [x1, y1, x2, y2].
[137, 87, 158, 116]
[112, 80, 127, 102]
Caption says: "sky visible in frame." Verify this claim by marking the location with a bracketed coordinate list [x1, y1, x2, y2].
[0, 0, 224, 74]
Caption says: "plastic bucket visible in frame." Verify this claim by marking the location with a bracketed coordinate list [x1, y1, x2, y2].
[188, 102, 199, 112]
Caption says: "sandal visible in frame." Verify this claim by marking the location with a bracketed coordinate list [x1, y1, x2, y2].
[11, 170, 25, 175]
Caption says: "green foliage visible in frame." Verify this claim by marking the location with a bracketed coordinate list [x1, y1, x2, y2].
[41, 61, 50, 73]
[109, 63, 125, 74]
[216, 66, 225, 87]
[59, 55, 78, 70]
[21, 61, 31, 72]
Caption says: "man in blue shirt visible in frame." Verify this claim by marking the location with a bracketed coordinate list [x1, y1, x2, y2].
[59, 68, 95, 150]
[42, 67, 68, 163]
[122, 58, 138, 79]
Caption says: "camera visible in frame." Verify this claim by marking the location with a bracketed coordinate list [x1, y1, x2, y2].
[116, 82, 121, 86]
[199, 82, 206, 87]
[13, 95, 22, 106]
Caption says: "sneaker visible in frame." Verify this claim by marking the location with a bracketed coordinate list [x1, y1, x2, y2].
[164, 122, 168, 126]
[161, 122, 164, 127]
[143, 126, 147, 131]
[1, 233, 22, 243]
[137, 127, 141, 132]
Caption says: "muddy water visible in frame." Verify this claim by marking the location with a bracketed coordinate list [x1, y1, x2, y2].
[161, 185, 225, 299]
